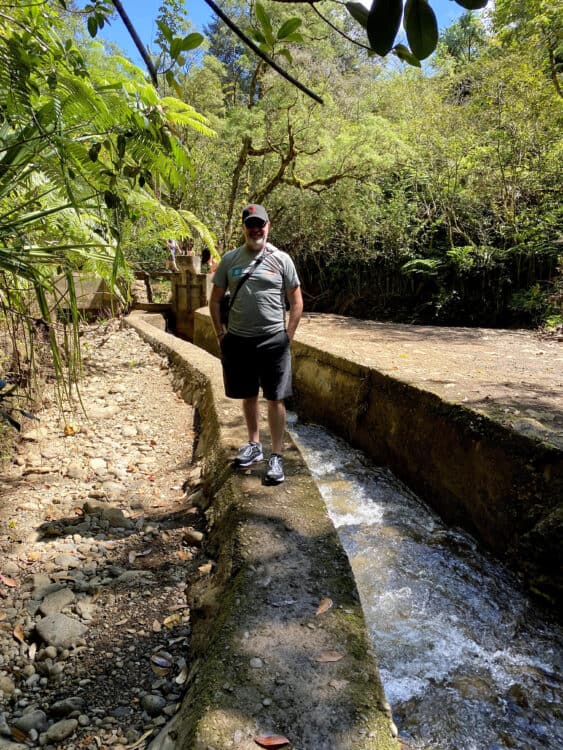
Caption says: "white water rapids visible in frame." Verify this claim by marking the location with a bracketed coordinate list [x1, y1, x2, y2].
[287, 414, 563, 750]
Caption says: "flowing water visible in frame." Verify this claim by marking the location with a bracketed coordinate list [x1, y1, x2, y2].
[287, 415, 563, 750]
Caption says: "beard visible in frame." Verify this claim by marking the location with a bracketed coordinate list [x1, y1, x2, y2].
[245, 233, 267, 252]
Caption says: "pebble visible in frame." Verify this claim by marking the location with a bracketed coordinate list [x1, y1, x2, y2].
[0, 324, 200, 748]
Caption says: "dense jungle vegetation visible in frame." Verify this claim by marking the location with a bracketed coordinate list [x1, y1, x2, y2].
[1, 0, 562, 409]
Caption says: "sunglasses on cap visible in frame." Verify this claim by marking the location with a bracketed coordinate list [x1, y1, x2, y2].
[244, 218, 267, 229]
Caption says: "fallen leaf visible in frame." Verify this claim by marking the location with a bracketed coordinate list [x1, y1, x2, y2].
[175, 665, 188, 684]
[254, 735, 290, 748]
[163, 613, 182, 629]
[10, 727, 28, 742]
[313, 650, 345, 663]
[63, 423, 79, 436]
[177, 548, 191, 561]
[13, 623, 25, 643]
[315, 597, 333, 616]
[124, 728, 154, 749]
[198, 562, 213, 574]
[0, 574, 18, 588]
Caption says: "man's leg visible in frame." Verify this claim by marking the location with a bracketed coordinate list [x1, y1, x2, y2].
[267, 399, 286, 455]
[243, 396, 260, 444]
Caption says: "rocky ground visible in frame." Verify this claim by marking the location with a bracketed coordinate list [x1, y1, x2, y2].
[0, 321, 209, 749]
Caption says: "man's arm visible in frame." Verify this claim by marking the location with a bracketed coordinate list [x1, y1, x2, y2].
[209, 284, 227, 342]
[286, 285, 303, 341]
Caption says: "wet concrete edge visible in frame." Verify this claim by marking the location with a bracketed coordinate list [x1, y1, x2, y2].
[194, 310, 562, 609]
[124, 312, 400, 750]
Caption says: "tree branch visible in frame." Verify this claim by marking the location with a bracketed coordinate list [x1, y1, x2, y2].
[201, 0, 324, 105]
[110, 0, 159, 87]
[311, 4, 372, 51]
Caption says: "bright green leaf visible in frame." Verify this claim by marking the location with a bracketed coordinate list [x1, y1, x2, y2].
[282, 32, 305, 43]
[277, 18, 302, 40]
[250, 30, 267, 45]
[178, 33, 204, 52]
[367, 0, 403, 56]
[278, 47, 293, 64]
[255, 2, 273, 33]
[157, 20, 174, 43]
[393, 43, 421, 66]
[404, 0, 438, 60]
[346, 1, 370, 28]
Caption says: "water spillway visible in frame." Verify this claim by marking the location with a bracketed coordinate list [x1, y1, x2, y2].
[288, 415, 563, 750]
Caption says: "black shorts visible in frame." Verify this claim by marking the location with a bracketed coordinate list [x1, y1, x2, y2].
[220, 330, 292, 401]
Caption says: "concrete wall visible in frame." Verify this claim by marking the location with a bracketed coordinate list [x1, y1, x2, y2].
[194, 309, 562, 605]
[125, 312, 399, 750]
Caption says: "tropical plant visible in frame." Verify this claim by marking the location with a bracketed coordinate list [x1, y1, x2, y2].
[0, 1, 214, 407]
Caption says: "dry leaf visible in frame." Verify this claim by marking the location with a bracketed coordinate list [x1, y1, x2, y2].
[315, 597, 333, 616]
[313, 650, 345, 663]
[254, 735, 290, 748]
[163, 613, 182, 629]
[0, 574, 18, 588]
[175, 665, 188, 684]
[63, 423, 79, 436]
[10, 727, 28, 742]
[177, 548, 191, 561]
[13, 623, 25, 643]
[124, 728, 154, 749]
[198, 562, 213, 574]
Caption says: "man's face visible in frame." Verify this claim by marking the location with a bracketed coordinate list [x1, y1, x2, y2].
[243, 218, 269, 253]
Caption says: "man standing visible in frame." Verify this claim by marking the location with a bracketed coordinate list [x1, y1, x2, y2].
[209, 204, 303, 485]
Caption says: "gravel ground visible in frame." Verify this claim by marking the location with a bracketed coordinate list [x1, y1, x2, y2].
[0, 321, 208, 749]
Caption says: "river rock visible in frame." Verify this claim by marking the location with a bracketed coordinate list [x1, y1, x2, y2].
[39, 588, 76, 616]
[0, 676, 15, 695]
[49, 697, 85, 718]
[35, 614, 87, 648]
[141, 694, 166, 717]
[14, 710, 48, 733]
[46, 718, 78, 742]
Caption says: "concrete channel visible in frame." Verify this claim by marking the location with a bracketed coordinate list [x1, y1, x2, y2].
[126, 311, 399, 750]
[126, 306, 562, 749]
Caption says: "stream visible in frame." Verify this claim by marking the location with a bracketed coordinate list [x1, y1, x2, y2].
[287, 414, 563, 750]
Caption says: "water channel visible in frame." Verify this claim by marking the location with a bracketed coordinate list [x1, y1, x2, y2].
[287, 414, 563, 750]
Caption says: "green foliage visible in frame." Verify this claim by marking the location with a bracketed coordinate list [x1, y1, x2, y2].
[1, 1, 214, 396]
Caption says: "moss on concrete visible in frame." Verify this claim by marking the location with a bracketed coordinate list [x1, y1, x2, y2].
[126, 312, 399, 750]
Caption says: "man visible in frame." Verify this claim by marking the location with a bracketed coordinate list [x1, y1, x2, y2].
[209, 204, 303, 485]
[165, 239, 179, 272]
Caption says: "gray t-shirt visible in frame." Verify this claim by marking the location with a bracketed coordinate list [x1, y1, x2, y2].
[213, 242, 300, 337]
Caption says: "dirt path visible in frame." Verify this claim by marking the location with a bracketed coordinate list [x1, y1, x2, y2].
[0, 321, 207, 749]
